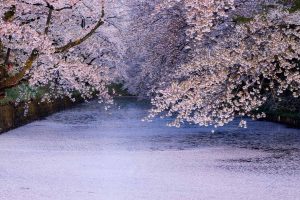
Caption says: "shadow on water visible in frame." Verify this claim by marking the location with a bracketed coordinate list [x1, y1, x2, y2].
[45, 97, 300, 174]
[145, 120, 300, 174]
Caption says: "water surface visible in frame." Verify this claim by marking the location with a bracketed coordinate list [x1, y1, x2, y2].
[0, 97, 299, 200]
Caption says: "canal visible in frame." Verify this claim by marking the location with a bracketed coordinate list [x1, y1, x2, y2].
[0, 97, 299, 200]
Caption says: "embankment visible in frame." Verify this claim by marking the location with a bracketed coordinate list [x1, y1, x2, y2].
[264, 113, 300, 128]
[0, 98, 82, 134]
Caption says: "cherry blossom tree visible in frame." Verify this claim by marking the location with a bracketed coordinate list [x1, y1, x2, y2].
[1, 0, 299, 128]
[149, 1, 300, 128]
[0, 0, 117, 102]
[119, 0, 187, 97]
[120, 0, 236, 97]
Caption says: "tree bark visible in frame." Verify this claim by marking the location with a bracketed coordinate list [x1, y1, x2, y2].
[0, 3, 105, 93]
[55, 18, 104, 53]
[0, 49, 39, 91]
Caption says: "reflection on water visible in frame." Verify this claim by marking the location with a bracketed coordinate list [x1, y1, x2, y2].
[1, 97, 300, 200]
[42, 97, 300, 174]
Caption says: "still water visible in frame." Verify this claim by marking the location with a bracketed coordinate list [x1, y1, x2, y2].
[0, 97, 299, 200]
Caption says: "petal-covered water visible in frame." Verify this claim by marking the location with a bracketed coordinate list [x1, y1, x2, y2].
[0, 97, 299, 200]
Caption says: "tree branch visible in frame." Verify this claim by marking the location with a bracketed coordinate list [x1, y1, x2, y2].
[20, 0, 77, 11]
[0, 1, 106, 92]
[0, 49, 39, 90]
[2, 5, 16, 22]
[55, 4, 105, 53]
[3, 36, 12, 67]
[4, 48, 11, 66]
[44, 5, 54, 34]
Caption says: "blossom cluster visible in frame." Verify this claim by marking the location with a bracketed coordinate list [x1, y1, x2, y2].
[0, 0, 114, 102]
[149, 1, 300, 127]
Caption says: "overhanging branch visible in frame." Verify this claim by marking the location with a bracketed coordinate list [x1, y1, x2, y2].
[0, 1, 106, 92]
[0, 49, 39, 90]
[55, 1, 105, 53]
[55, 16, 105, 53]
